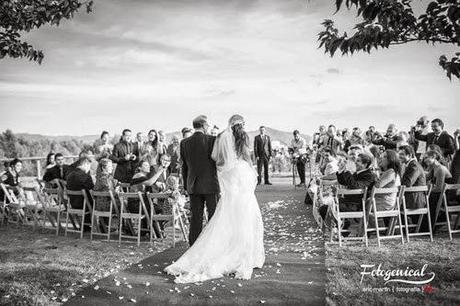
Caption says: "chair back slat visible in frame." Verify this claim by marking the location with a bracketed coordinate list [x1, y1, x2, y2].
[444, 184, 460, 191]
[372, 187, 400, 195]
[403, 186, 429, 193]
[337, 188, 367, 195]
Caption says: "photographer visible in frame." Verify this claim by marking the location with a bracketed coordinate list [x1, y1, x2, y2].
[371, 123, 399, 150]
[290, 130, 307, 187]
[409, 116, 430, 159]
[110, 128, 139, 183]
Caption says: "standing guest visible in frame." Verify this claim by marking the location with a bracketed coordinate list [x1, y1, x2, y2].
[341, 128, 351, 145]
[320, 125, 344, 154]
[181, 127, 193, 139]
[346, 144, 364, 173]
[313, 126, 327, 147]
[374, 150, 402, 211]
[167, 136, 181, 174]
[45, 153, 56, 170]
[254, 126, 272, 185]
[365, 126, 377, 145]
[110, 129, 139, 183]
[141, 129, 160, 166]
[66, 157, 94, 224]
[368, 145, 381, 173]
[134, 132, 144, 152]
[409, 116, 430, 159]
[344, 127, 365, 152]
[43, 153, 71, 187]
[210, 126, 219, 137]
[398, 145, 427, 210]
[415, 118, 455, 159]
[372, 124, 399, 150]
[451, 129, 460, 184]
[0, 158, 23, 200]
[94, 131, 113, 160]
[423, 150, 452, 231]
[291, 130, 307, 187]
[158, 130, 168, 156]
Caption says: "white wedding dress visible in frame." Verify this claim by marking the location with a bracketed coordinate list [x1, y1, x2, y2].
[164, 127, 265, 283]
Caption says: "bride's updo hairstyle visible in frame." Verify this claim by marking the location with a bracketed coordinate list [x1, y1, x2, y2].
[229, 114, 250, 162]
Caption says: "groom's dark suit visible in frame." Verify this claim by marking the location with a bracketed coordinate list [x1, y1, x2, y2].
[180, 131, 220, 246]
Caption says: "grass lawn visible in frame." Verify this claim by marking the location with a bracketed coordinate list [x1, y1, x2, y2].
[325, 236, 460, 306]
[0, 226, 169, 306]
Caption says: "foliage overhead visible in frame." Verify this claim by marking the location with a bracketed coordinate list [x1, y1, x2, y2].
[0, 0, 93, 64]
[318, 0, 460, 80]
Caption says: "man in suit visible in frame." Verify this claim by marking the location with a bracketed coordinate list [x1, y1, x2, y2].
[398, 145, 427, 209]
[254, 126, 272, 185]
[181, 115, 220, 246]
[415, 118, 455, 159]
[110, 129, 139, 183]
[43, 153, 70, 187]
[372, 123, 399, 150]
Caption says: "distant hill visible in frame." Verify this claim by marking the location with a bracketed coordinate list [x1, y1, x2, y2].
[17, 127, 311, 148]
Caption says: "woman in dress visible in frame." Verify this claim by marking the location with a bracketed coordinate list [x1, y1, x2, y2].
[94, 131, 113, 160]
[165, 114, 265, 283]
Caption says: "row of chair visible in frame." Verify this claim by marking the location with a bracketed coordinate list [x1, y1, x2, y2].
[318, 182, 460, 247]
[0, 181, 189, 247]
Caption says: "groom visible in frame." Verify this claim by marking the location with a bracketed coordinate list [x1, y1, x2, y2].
[180, 115, 220, 246]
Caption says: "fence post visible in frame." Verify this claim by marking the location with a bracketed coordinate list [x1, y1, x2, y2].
[36, 160, 41, 179]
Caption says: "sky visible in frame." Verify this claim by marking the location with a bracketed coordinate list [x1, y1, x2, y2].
[0, 0, 459, 136]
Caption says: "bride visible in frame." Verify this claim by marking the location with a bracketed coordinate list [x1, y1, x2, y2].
[164, 114, 265, 283]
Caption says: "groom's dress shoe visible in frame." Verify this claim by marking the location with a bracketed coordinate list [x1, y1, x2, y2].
[264, 182, 272, 185]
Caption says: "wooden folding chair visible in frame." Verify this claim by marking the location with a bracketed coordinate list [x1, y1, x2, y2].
[146, 192, 189, 247]
[117, 192, 151, 246]
[400, 185, 433, 242]
[1, 183, 25, 225]
[435, 184, 460, 240]
[331, 187, 368, 247]
[90, 190, 120, 241]
[367, 187, 405, 247]
[42, 187, 66, 235]
[21, 186, 46, 230]
[64, 189, 93, 239]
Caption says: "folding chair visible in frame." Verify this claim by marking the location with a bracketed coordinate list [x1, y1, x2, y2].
[367, 187, 405, 247]
[90, 190, 120, 241]
[331, 187, 368, 247]
[435, 184, 460, 240]
[21, 186, 46, 230]
[119, 183, 131, 192]
[1, 183, 25, 225]
[400, 185, 433, 242]
[64, 189, 93, 239]
[42, 187, 66, 235]
[146, 192, 188, 247]
[117, 192, 151, 246]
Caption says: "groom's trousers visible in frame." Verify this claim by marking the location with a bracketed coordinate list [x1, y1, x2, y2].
[189, 193, 218, 246]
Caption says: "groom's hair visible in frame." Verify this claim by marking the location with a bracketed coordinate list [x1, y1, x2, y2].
[193, 115, 208, 129]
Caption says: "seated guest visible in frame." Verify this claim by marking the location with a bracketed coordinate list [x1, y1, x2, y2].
[398, 145, 427, 210]
[66, 157, 94, 210]
[415, 118, 455, 159]
[368, 145, 382, 173]
[343, 127, 365, 152]
[94, 131, 113, 160]
[374, 150, 401, 211]
[320, 147, 339, 180]
[372, 124, 399, 150]
[43, 153, 70, 187]
[94, 158, 118, 211]
[110, 129, 139, 183]
[346, 144, 364, 173]
[423, 150, 452, 231]
[45, 153, 56, 170]
[150, 154, 172, 193]
[166, 136, 181, 174]
[425, 144, 448, 167]
[0, 158, 23, 201]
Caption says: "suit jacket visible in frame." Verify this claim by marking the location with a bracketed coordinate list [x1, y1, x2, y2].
[66, 168, 94, 209]
[180, 132, 219, 195]
[254, 134, 272, 159]
[110, 141, 139, 183]
[372, 134, 399, 150]
[415, 130, 455, 157]
[336, 168, 377, 205]
[401, 159, 427, 209]
[43, 164, 71, 182]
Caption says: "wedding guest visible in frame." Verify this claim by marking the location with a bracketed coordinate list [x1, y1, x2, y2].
[374, 150, 401, 211]
[346, 144, 364, 173]
[66, 157, 94, 213]
[167, 136, 181, 174]
[134, 132, 144, 152]
[320, 125, 343, 154]
[181, 127, 193, 139]
[141, 129, 160, 166]
[94, 158, 118, 212]
[320, 147, 339, 180]
[372, 124, 399, 150]
[210, 125, 219, 137]
[110, 129, 139, 183]
[409, 116, 430, 159]
[365, 126, 377, 145]
[158, 130, 168, 156]
[396, 131, 410, 149]
[94, 131, 113, 160]
[398, 145, 427, 209]
[344, 127, 365, 152]
[341, 128, 350, 144]
[45, 153, 56, 169]
[313, 125, 326, 147]
[43, 153, 71, 187]
[254, 126, 272, 185]
[0, 158, 23, 201]
[415, 118, 455, 159]
[423, 150, 452, 231]
[291, 130, 307, 187]
[368, 145, 381, 173]
[451, 129, 460, 184]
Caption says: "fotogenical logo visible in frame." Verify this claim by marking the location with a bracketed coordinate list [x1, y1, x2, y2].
[360, 264, 436, 285]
